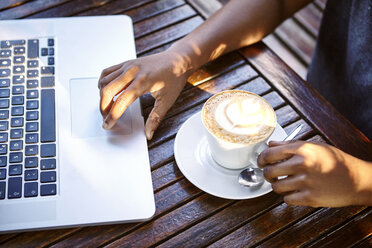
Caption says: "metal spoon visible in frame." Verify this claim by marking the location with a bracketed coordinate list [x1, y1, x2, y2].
[238, 124, 303, 187]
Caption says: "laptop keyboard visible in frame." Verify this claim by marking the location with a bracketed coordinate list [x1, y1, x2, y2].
[0, 38, 57, 200]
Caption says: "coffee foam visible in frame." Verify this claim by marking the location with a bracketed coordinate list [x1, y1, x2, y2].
[202, 90, 276, 144]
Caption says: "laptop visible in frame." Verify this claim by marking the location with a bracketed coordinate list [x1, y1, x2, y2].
[0, 15, 155, 233]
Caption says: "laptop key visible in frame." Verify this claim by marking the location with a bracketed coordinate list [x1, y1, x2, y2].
[0, 133, 8, 142]
[25, 157, 38, 168]
[0, 110, 8, 119]
[0, 144, 7, 155]
[41, 76, 55, 87]
[9, 152, 22, 163]
[0, 156, 6, 167]
[27, 79, 38, 88]
[0, 89, 10, 98]
[0, 79, 10, 87]
[0, 41, 10, 48]
[0, 50, 11, 57]
[41, 158, 56, 170]
[10, 40, 26, 46]
[0, 59, 10, 67]
[8, 177, 22, 199]
[41, 48, 48, 56]
[0, 99, 9, 108]
[11, 117, 24, 127]
[12, 96, 24, 105]
[13, 66, 25, 74]
[13, 75, 25, 84]
[48, 48, 54, 56]
[25, 145, 38, 156]
[10, 140, 23, 150]
[41, 89, 55, 142]
[41, 66, 54, 75]
[12, 86, 24, 95]
[26, 122, 38, 132]
[48, 57, 54, 65]
[24, 182, 38, 197]
[10, 129, 23, 139]
[27, 90, 38, 99]
[9, 164, 22, 176]
[27, 60, 38, 68]
[0, 168, 6, 179]
[41, 184, 56, 196]
[0, 69, 10, 77]
[27, 39, 39, 58]
[25, 169, 38, 181]
[14, 47, 25, 55]
[41, 144, 55, 157]
[27, 70, 38, 78]
[48, 39, 54, 46]
[41, 171, 56, 183]
[0, 121, 8, 131]
[26, 100, 38, 109]
[26, 111, 38, 121]
[26, 133, 38, 143]
[0, 181, 5, 199]
[14, 56, 25, 64]
[11, 106, 24, 116]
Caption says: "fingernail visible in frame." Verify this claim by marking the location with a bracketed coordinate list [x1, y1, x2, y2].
[146, 130, 154, 140]
[102, 120, 109, 130]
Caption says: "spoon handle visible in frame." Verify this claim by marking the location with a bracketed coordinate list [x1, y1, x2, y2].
[283, 124, 303, 141]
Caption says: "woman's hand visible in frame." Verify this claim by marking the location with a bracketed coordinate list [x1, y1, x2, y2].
[258, 141, 372, 207]
[98, 50, 192, 140]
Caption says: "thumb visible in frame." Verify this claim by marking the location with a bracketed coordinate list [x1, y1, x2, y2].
[268, 140, 296, 147]
[145, 100, 170, 140]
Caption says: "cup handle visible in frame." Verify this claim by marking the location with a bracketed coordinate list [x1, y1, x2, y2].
[249, 143, 269, 167]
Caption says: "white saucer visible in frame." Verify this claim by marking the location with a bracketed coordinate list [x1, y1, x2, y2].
[174, 111, 287, 200]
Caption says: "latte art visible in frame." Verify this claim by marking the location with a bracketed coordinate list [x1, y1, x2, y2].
[202, 90, 276, 144]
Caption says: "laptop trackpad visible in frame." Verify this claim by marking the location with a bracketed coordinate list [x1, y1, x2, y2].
[70, 78, 132, 138]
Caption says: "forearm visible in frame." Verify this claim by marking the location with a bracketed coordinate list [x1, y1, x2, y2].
[166, 0, 311, 76]
[355, 159, 372, 205]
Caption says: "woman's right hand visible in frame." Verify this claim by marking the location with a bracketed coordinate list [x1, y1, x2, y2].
[98, 50, 192, 140]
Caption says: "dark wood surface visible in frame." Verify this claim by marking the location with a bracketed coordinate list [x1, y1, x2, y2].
[1, 0, 371, 247]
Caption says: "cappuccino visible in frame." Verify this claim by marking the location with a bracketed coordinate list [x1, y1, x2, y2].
[202, 90, 276, 144]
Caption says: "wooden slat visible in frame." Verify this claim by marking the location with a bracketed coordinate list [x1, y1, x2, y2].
[263, 35, 308, 80]
[240, 43, 372, 160]
[149, 139, 175, 170]
[46, 179, 201, 248]
[186, 0, 222, 19]
[306, 208, 372, 247]
[314, 0, 327, 10]
[134, 5, 196, 38]
[0, 0, 29, 11]
[274, 18, 316, 65]
[152, 161, 183, 191]
[136, 15, 203, 54]
[28, 0, 151, 18]
[354, 236, 372, 248]
[124, 0, 185, 23]
[208, 204, 315, 248]
[75, 0, 157, 17]
[159, 193, 283, 248]
[256, 206, 365, 247]
[294, 3, 323, 38]
[105, 194, 231, 247]
[0, 0, 72, 19]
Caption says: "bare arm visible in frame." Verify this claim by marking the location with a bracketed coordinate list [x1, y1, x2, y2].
[99, 0, 312, 138]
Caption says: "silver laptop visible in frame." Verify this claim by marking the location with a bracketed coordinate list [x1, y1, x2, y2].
[0, 16, 155, 233]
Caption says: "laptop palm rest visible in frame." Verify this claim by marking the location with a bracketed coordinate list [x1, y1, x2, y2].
[70, 78, 132, 138]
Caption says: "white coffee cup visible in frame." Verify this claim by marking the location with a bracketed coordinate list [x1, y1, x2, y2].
[201, 90, 277, 170]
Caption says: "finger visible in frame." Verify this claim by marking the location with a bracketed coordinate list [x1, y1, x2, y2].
[271, 174, 305, 194]
[263, 155, 304, 180]
[98, 62, 124, 87]
[268, 140, 298, 147]
[145, 99, 171, 140]
[283, 190, 312, 207]
[100, 67, 138, 116]
[103, 82, 141, 130]
[257, 142, 303, 167]
[98, 69, 124, 92]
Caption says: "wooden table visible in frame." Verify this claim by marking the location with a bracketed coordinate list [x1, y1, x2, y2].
[1, 1, 371, 247]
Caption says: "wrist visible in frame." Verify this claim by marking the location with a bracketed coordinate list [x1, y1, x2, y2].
[354, 160, 372, 206]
